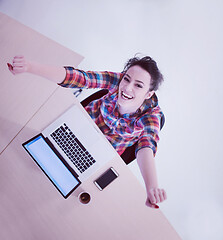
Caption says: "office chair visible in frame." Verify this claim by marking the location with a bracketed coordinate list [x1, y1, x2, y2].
[81, 89, 165, 165]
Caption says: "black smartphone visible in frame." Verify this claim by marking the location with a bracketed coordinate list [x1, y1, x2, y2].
[94, 167, 119, 191]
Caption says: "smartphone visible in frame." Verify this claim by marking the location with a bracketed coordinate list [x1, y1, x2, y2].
[94, 167, 119, 191]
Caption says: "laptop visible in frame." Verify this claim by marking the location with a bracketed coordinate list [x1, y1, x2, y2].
[23, 103, 116, 198]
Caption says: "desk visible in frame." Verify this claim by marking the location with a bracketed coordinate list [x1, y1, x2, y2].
[0, 13, 181, 240]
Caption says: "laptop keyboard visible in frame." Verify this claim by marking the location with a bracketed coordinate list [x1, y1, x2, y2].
[50, 123, 96, 173]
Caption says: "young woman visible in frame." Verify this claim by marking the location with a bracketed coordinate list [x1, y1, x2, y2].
[8, 55, 167, 208]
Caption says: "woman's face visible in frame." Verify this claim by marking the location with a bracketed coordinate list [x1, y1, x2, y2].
[117, 65, 154, 115]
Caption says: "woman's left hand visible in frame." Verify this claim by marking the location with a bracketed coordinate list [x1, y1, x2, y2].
[146, 188, 167, 209]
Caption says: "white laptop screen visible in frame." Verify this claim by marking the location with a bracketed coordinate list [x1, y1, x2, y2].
[23, 134, 81, 198]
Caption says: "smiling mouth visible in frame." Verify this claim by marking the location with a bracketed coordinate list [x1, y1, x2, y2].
[121, 91, 133, 100]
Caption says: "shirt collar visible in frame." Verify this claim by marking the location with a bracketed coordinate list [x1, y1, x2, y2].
[138, 93, 158, 113]
[108, 90, 159, 118]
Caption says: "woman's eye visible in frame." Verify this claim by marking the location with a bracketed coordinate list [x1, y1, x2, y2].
[124, 77, 130, 82]
[136, 84, 143, 88]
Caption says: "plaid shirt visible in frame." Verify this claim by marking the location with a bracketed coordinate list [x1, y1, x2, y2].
[59, 67, 164, 156]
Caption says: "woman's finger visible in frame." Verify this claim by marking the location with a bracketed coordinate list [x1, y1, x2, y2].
[148, 189, 156, 204]
[146, 198, 159, 209]
[154, 188, 161, 203]
[158, 189, 165, 202]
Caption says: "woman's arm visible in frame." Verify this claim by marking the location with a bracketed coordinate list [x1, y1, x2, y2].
[8, 55, 122, 90]
[8, 55, 66, 83]
[136, 147, 167, 208]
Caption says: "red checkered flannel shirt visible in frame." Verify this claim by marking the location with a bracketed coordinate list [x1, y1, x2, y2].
[59, 67, 164, 156]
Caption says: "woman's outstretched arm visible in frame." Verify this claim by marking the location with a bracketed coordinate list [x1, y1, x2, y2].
[136, 147, 167, 208]
[8, 55, 66, 84]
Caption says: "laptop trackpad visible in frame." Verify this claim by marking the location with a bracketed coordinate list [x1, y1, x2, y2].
[76, 124, 100, 149]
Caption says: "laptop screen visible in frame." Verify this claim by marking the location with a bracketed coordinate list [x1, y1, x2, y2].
[23, 134, 81, 198]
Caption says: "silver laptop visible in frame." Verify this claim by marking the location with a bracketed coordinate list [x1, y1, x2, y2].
[41, 104, 116, 182]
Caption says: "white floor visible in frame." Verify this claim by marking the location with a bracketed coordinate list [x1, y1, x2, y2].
[1, 1, 223, 239]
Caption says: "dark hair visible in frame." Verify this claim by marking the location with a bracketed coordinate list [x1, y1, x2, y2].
[123, 55, 163, 91]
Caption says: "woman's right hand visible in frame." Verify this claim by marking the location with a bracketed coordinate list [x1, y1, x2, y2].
[7, 55, 66, 83]
[7, 55, 29, 75]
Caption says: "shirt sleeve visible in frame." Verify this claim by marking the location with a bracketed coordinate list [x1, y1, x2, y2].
[135, 113, 162, 156]
[58, 66, 123, 90]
